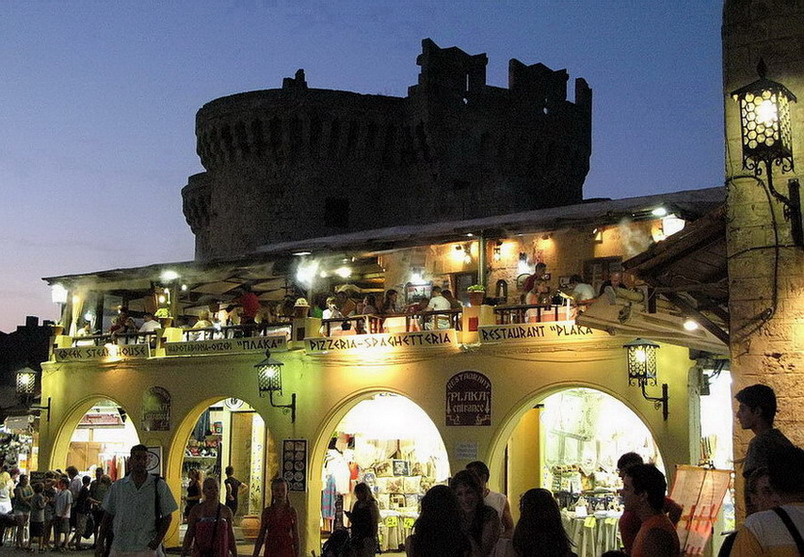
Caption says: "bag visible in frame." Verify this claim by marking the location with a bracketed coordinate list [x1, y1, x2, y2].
[83, 513, 95, 539]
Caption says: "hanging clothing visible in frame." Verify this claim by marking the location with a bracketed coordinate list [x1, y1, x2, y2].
[321, 475, 337, 520]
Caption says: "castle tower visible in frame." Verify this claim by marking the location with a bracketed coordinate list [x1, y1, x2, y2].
[722, 0, 804, 513]
[182, 39, 592, 260]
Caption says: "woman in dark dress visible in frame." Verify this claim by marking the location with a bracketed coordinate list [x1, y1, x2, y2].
[406, 485, 472, 557]
[185, 469, 202, 522]
[511, 488, 575, 557]
[346, 483, 379, 557]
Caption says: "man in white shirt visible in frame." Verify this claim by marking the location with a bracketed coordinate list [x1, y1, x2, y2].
[426, 286, 452, 329]
[569, 275, 596, 304]
[139, 313, 162, 333]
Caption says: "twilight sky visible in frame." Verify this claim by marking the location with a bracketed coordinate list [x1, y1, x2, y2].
[0, 1, 724, 332]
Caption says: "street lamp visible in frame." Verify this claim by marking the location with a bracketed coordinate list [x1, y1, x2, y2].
[732, 58, 802, 247]
[254, 350, 296, 423]
[623, 339, 668, 420]
[14, 367, 51, 422]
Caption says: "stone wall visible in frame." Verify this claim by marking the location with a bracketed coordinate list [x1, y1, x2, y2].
[722, 0, 804, 513]
[183, 39, 592, 260]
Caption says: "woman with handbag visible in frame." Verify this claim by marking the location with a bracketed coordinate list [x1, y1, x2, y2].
[181, 478, 237, 557]
[252, 478, 300, 557]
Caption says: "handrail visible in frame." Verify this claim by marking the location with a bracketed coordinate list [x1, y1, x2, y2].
[493, 304, 569, 324]
[180, 322, 292, 341]
[71, 331, 157, 347]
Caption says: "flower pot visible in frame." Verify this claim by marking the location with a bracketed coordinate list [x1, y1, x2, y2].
[468, 291, 485, 306]
[50, 324, 64, 337]
[240, 514, 261, 541]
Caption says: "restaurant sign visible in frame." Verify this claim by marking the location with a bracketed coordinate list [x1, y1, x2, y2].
[165, 335, 287, 356]
[305, 330, 456, 354]
[446, 371, 491, 426]
[54, 344, 150, 362]
[478, 321, 603, 344]
[142, 386, 171, 432]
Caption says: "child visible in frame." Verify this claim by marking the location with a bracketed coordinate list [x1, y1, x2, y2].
[30, 482, 46, 552]
[53, 478, 72, 551]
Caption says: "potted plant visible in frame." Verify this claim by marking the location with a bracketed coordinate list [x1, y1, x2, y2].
[467, 284, 486, 306]
[155, 307, 173, 328]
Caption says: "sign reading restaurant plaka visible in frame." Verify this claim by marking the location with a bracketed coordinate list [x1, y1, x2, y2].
[165, 335, 287, 356]
[478, 321, 603, 344]
[305, 330, 456, 354]
[446, 371, 492, 426]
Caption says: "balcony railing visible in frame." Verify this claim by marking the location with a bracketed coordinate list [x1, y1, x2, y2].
[318, 309, 463, 337]
[179, 322, 292, 341]
[71, 331, 157, 347]
[493, 303, 575, 324]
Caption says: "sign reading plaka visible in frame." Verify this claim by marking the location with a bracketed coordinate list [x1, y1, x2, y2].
[306, 330, 456, 354]
[54, 344, 150, 362]
[165, 335, 287, 356]
[446, 371, 492, 426]
[479, 321, 602, 344]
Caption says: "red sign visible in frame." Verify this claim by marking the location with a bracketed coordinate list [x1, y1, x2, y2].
[446, 371, 492, 426]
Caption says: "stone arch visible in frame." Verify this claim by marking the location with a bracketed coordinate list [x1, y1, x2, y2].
[47, 394, 141, 472]
[485, 379, 667, 496]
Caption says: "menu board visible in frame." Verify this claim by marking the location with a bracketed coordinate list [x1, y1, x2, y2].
[282, 439, 307, 492]
[670, 465, 732, 556]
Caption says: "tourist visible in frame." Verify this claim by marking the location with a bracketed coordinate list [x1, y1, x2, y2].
[426, 286, 452, 329]
[731, 445, 804, 556]
[185, 469, 203, 522]
[442, 290, 463, 310]
[43, 472, 57, 551]
[89, 468, 110, 549]
[346, 483, 380, 557]
[450, 470, 501, 557]
[54, 477, 72, 551]
[616, 453, 681, 554]
[466, 461, 514, 538]
[406, 485, 472, 557]
[69, 475, 91, 550]
[181, 477, 237, 557]
[139, 312, 162, 333]
[718, 467, 781, 557]
[381, 290, 402, 315]
[568, 275, 595, 304]
[30, 481, 46, 552]
[362, 295, 379, 315]
[224, 466, 247, 518]
[95, 444, 178, 557]
[251, 477, 300, 557]
[12, 473, 33, 550]
[620, 464, 680, 557]
[334, 291, 356, 317]
[510, 488, 575, 557]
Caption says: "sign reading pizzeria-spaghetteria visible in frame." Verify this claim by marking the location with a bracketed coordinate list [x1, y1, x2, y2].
[164, 335, 287, 356]
[282, 439, 308, 492]
[305, 330, 456, 354]
[446, 371, 492, 426]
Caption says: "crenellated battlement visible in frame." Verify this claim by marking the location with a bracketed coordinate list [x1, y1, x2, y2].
[187, 38, 593, 260]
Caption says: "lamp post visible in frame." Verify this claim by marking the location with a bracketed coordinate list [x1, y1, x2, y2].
[254, 350, 296, 423]
[14, 367, 51, 423]
[623, 339, 668, 420]
[732, 59, 802, 247]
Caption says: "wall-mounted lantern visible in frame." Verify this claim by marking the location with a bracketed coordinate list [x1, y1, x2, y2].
[15, 367, 51, 422]
[623, 339, 668, 420]
[732, 58, 802, 247]
[254, 350, 296, 423]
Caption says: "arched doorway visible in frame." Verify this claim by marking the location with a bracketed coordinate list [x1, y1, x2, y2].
[504, 387, 664, 555]
[176, 398, 271, 528]
[319, 392, 450, 554]
[65, 399, 140, 479]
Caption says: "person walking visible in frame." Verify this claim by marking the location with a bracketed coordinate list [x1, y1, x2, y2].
[185, 469, 203, 523]
[224, 466, 247, 519]
[405, 485, 472, 557]
[450, 470, 501, 557]
[345, 483, 379, 557]
[181, 477, 237, 557]
[252, 478, 299, 557]
[95, 444, 178, 557]
[509, 488, 575, 557]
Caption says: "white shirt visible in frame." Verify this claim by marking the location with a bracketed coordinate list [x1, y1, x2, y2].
[571, 283, 596, 302]
[103, 474, 178, 552]
[426, 295, 451, 311]
[139, 320, 162, 333]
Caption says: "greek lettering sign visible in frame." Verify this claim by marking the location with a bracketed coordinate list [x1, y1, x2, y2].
[282, 439, 307, 492]
[142, 386, 171, 432]
[54, 344, 150, 362]
[446, 371, 491, 426]
[164, 335, 287, 356]
[478, 321, 602, 344]
[305, 330, 456, 354]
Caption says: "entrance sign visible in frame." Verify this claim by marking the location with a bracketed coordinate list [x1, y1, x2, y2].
[54, 344, 150, 362]
[446, 371, 492, 426]
[282, 439, 307, 492]
[165, 335, 287, 356]
[670, 465, 732, 556]
[478, 321, 603, 344]
[142, 386, 171, 432]
[306, 330, 456, 354]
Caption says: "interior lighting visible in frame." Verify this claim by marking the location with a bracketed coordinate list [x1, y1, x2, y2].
[683, 319, 700, 331]
[296, 259, 319, 286]
[160, 270, 180, 282]
[83, 312, 94, 323]
[623, 338, 669, 420]
[158, 295, 167, 304]
[180, 284, 188, 291]
[492, 242, 502, 262]
[651, 207, 668, 217]
[51, 284, 68, 305]
[335, 266, 352, 278]
[292, 251, 312, 256]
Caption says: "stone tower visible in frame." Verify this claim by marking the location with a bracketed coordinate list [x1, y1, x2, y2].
[182, 39, 592, 260]
[722, 0, 804, 511]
